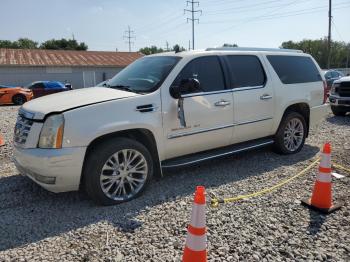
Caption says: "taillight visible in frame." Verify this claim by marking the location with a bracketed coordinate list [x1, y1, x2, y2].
[322, 80, 327, 104]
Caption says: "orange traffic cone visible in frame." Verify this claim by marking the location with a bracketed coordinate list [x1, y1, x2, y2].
[182, 186, 207, 262]
[0, 134, 4, 147]
[301, 143, 343, 214]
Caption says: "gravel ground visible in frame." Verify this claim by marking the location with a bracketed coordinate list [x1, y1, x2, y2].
[0, 105, 349, 262]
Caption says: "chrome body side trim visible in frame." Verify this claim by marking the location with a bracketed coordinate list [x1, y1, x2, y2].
[168, 117, 273, 139]
[161, 140, 274, 168]
[181, 85, 264, 98]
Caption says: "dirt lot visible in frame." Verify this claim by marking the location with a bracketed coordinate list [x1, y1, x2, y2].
[0, 105, 349, 261]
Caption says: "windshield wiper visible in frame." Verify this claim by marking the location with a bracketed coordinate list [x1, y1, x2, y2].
[108, 84, 134, 93]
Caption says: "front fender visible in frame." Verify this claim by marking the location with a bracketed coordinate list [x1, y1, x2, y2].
[61, 94, 164, 158]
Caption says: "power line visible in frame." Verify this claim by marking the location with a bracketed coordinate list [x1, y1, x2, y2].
[200, 1, 349, 24]
[184, 0, 202, 50]
[199, 0, 350, 39]
[123, 25, 135, 52]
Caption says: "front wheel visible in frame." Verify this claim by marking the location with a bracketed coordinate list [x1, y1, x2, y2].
[12, 94, 27, 105]
[274, 112, 306, 154]
[83, 138, 153, 205]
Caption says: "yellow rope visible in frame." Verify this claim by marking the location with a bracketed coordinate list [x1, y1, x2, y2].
[210, 159, 350, 208]
[333, 163, 350, 174]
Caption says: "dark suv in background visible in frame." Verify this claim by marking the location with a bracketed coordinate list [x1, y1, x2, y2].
[26, 81, 72, 98]
[329, 76, 350, 116]
[324, 70, 344, 91]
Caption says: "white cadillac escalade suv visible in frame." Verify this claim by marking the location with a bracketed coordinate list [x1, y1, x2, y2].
[13, 47, 328, 205]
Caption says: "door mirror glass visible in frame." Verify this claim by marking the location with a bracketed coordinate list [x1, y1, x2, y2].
[170, 78, 200, 99]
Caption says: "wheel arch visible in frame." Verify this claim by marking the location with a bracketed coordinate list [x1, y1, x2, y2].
[279, 102, 310, 137]
[80, 128, 162, 189]
[12, 93, 27, 104]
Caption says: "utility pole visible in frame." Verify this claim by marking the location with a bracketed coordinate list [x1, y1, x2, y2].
[123, 26, 135, 52]
[188, 40, 191, 51]
[184, 1, 202, 50]
[327, 0, 332, 69]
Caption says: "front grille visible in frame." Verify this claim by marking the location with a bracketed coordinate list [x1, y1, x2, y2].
[14, 115, 34, 145]
[338, 81, 350, 97]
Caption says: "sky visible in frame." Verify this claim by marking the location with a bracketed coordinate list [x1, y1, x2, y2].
[1, 0, 349, 52]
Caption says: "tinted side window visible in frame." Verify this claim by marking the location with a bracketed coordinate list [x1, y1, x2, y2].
[173, 56, 225, 93]
[267, 55, 321, 84]
[32, 83, 45, 89]
[331, 71, 339, 78]
[226, 55, 266, 88]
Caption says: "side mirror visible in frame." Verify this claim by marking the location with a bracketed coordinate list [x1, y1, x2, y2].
[170, 78, 200, 99]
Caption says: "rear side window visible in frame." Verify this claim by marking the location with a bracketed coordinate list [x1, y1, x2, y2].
[173, 56, 226, 93]
[32, 83, 45, 89]
[225, 55, 266, 88]
[267, 55, 321, 84]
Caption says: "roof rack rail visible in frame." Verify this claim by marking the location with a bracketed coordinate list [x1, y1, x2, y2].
[205, 47, 303, 53]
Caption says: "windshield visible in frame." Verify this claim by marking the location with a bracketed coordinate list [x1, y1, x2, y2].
[107, 56, 181, 93]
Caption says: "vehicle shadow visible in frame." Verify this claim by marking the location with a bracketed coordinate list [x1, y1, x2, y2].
[326, 114, 350, 126]
[0, 144, 319, 251]
[306, 209, 327, 236]
[0, 105, 20, 107]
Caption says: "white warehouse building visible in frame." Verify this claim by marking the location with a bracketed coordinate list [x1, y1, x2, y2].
[0, 48, 143, 88]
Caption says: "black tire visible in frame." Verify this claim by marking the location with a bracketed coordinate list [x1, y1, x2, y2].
[273, 112, 307, 155]
[12, 94, 27, 105]
[83, 137, 153, 205]
[331, 106, 347, 116]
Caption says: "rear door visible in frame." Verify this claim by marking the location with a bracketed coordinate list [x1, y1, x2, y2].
[224, 55, 275, 143]
[163, 56, 234, 159]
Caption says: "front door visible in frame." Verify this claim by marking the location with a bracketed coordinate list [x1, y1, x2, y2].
[162, 56, 234, 159]
[223, 55, 275, 143]
[30, 82, 46, 98]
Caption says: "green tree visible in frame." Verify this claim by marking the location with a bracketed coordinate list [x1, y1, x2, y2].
[0, 40, 18, 48]
[0, 38, 87, 50]
[40, 38, 88, 50]
[16, 38, 38, 49]
[281, 38, 350, 69]
[139, 46, 164, 55]
[223, 43, 238, 47]
[172, 44, 186, 52]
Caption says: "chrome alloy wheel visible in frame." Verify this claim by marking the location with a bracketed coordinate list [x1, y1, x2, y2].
[283, 118, 304, 152]
[100, 149, 148, 201]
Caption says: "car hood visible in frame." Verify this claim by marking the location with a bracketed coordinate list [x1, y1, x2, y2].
[21, 87, 138, 120]
[1, 87, 28, 92]
[333, 76, 350, 84]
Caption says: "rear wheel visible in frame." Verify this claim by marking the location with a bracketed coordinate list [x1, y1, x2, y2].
[331, 106, 347, 116]
[12, 94, 27, 105]
[274, 112, 306, 154]
[83, 138, 153, 205]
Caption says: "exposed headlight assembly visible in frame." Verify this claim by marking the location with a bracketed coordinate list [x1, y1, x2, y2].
[39, 114, 65, 148]
[331, 83, 340, 95]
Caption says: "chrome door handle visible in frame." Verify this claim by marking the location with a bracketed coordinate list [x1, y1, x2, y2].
[260, 94, 273, 100]
[214, 100, 231, 107]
